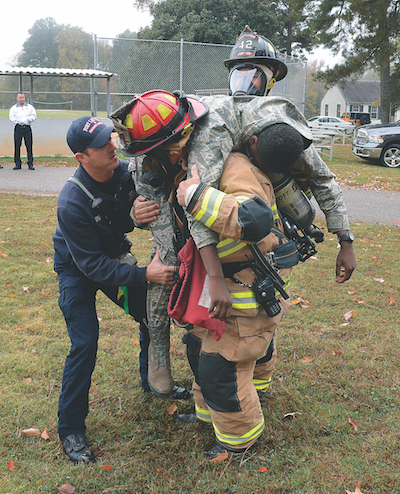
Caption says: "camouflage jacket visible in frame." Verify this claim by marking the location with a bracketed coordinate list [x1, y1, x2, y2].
[187, 95, 349, 248]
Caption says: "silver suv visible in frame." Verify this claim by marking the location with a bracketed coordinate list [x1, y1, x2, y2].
[352, 121, 400, 168]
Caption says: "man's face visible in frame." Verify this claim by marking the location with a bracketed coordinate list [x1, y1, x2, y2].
[17, 94, 26, 106]
[80, 137, 119, 177]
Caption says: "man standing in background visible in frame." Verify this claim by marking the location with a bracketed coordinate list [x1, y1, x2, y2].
[9, 93, 36, 170]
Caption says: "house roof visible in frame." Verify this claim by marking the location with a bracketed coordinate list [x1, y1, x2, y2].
[338, 81, 380, 103]
[0, 66, 114, 78]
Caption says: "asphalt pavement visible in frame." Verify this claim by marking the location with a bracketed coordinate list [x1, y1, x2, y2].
[0, 163, 399, 227]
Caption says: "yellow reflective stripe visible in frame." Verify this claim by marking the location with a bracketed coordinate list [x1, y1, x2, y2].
[213, 417, 265, 447]
[230, 291, 259, 309]
[253, 377, 272, 390]
[194, 187, 225, 228]
[195, 404, 213, 423]
[271, 202, 279, 221]
[217, 238, 247, 258]
[235, 195, 250, 203]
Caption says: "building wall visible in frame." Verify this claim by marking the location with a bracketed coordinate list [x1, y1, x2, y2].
[320, 86, 345, 117]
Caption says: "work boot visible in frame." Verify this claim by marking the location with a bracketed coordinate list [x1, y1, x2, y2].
[147, 321, 174, 397]
[13, 164, 21, 170]
[60, 433, 95, 463]
[28, 164, 35, 170]
[171, 385, 193, 400]
[207, 443, 246, 459]
[177, 413, 198, 424]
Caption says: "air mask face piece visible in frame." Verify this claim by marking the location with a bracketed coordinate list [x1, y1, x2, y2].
[229, 64, 274, 96]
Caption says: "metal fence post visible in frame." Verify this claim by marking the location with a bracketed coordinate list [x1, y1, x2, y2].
[180, 38, 184, 92]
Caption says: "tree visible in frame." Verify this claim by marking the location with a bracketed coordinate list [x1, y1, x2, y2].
[304, 59, 326, 119]
[18, 18, 62, 68]
[311, 0, 400, 122]
[134, 0, 282, 46]
[275, 0, 316, 56]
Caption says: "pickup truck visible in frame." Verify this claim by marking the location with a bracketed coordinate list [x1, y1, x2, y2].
[352, 121, 400, 168]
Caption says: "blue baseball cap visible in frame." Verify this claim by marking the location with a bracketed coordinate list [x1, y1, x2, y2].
[67, 116, 114, 153]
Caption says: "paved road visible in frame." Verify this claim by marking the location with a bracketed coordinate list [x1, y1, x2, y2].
[1, 163, 399, 227]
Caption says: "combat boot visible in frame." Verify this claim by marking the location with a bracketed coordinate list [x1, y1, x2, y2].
[147, 321, 174, 397]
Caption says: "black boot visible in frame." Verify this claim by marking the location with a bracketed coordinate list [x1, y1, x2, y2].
[60, 434, 95, 463]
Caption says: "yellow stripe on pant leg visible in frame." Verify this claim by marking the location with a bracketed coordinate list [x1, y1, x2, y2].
[213, 417, 265, 448]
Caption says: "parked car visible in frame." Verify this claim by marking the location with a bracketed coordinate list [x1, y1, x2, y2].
[352, 121, 400, 168]
[307, 116, 355, 134]
[341, 112, 371, 126]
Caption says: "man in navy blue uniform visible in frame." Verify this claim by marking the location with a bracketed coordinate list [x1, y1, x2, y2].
[53, 116, 175, 463]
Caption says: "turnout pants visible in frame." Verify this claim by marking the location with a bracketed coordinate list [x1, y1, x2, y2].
[57, 270, 146, 436]
[185, 306, 283, 452]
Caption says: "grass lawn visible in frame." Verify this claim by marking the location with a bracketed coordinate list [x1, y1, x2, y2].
[0, 148, 399, 493]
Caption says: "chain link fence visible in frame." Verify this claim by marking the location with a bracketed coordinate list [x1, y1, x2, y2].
[0, 37, 307, 117]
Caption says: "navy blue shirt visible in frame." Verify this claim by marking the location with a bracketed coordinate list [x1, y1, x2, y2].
[53, 160, 147, 287]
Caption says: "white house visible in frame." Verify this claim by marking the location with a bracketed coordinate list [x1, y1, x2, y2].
[320, 81, 381, 123]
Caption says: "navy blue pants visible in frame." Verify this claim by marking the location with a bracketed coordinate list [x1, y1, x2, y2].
[57, 271, 148, 436]
[14, 124, 33, 166]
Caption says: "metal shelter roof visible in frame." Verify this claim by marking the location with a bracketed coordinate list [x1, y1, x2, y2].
[0, 66, 114, 78]
[0, 66, 115, 116]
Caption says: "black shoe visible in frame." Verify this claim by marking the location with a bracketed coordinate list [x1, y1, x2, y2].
[171, 385, 193, 400]
[0, 164, 3, 169]
[28, 165, 35, 170]
[177, 413, 198, 424]
[60, 433, 95, 463]
[207, 443, 246, 459]
[13, 165, 21, 170]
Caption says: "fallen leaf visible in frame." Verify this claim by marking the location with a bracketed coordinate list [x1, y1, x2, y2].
[339, 322, 349, 327]
[348, 417, 358, 431]
[56, 484, 76, 494]
[41, 427, 50, 440]
[9, 294, 17, 298]
[7, 460, 15, 470]
[210, 452, 229, 463]
[22, 428, 41, 436]
[0, 249, 8, 257]
[6, 283, 13, 287]
[23, 286, 30, 292]
[332, 348, 342, 355]
[258, 456, 266, 461]
[373, 277, 384, 283]
[300, 356, 314, 363]
[300, 301, 312, 309]
[389, 296, 395, 305]
[343, 310, 354, 321]
[346, 487, 364, 494]
[22, 378, 32, 383]
[370, 256, 377, 261]
[32, 349, 37, 356]
[156, 468, 162, 473]
[101, 464, 113, 471]
[132, 337, 140, 346]
[291, 297, 304, 305]
[168, 403, 178, 415]
[347, 290, 355, 295]
[255, 466, 268, 472]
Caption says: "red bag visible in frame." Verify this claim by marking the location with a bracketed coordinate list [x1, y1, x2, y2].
[168, 237, 225, 341]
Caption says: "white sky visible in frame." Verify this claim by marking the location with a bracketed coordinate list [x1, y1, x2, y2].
[0, 1, 153, 67]
[0, 2, 339, 69]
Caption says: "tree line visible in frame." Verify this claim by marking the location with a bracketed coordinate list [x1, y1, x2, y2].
[2, 0, 400, 121]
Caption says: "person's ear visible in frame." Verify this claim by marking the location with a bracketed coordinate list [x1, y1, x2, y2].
[75, 152, 88, 165]
[247, 135, 258, 157]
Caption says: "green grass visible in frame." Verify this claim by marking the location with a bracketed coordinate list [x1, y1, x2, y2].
[0, 191, 399, 493]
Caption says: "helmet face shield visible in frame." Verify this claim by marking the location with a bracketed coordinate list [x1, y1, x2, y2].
[229, 64, 274, 96]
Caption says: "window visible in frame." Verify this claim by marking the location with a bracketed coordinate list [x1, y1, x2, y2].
[337, 104, 341, 118]
[325, 104, 329, 116]
[371, 106, 378, 119]
[352, 105, 360, 112]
